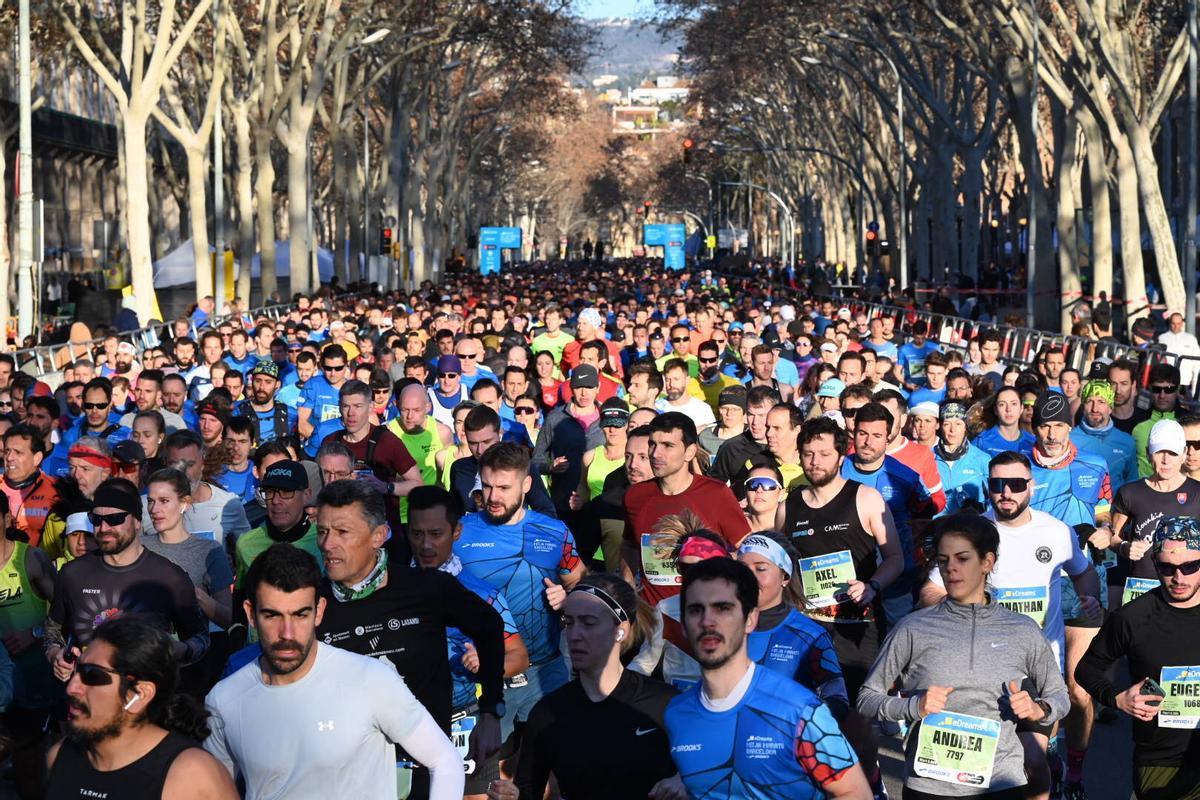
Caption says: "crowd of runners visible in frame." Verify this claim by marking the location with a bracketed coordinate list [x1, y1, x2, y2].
[0, 259, 1194, 799]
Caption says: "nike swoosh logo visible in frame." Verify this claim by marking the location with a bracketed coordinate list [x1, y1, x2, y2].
[635, 727, 656, 736]
[990, 643, 1004, 648]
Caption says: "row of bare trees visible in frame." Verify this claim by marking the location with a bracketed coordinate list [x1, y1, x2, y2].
[659, 0, 1195, 330]
[20, 0, 590, 323]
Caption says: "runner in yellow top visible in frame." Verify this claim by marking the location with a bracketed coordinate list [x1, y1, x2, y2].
[388, 383, 453, 522]
[578, 399, 630, 504]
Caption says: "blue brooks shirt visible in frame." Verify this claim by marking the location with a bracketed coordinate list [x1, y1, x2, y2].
[448, 569, 520, 711]
[841, 455, 931, 571]
[455, 510, 581, 666]
[665, 665, 858, 800]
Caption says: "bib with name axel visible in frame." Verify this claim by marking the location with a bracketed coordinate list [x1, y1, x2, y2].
[993, 586, 1048, 628]
[914, 711, 1000, 789]
[798, 550, 855, 609]
[1159, 665, 1200, 729]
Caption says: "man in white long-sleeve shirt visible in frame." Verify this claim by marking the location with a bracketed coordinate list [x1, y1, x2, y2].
[204, 543, 463, 800]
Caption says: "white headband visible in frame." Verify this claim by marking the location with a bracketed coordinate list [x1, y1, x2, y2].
[738, 534, 793, 577]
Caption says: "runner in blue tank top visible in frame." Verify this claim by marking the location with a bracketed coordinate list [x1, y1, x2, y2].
[664, 558, 869, 799]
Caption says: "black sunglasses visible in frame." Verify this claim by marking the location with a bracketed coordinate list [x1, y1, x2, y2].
[456, 353, 478, 360]
[515, 407, 537, 416]
[76, 662, 134, 687]
[322, 364, 346, 372]
[987, 477, 1030, 494]
[671, 337, 688, 344]
[1188, 440, 1200, 451]
[1157, 559, 1200, 577]
[89, 510, 131, 528]
[1151, 385, 1179, 394]
[83, 402, 110, 411]
[698, 356, 719, 364]
[439, 372, 459, 379]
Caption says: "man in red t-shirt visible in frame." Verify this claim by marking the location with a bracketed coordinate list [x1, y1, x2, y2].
[327, 380, 423, 552]
[623, 411, 750, 605]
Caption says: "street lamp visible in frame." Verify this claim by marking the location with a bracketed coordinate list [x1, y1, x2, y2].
[824, 30, 907, 292]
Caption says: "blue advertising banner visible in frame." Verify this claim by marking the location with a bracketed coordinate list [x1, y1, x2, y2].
[644, 223, 687, 271]
[479, 227, 522, 274]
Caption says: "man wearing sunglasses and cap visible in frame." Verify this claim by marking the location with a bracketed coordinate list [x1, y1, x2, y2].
[1133, 363, 1190, 478]
[45, 478, 209, 684]
[1077, 515, 1200, 800]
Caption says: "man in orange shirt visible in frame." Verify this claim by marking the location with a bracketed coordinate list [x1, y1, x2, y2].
[0, 424, 59, 546]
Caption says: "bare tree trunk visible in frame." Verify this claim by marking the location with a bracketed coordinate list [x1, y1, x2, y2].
[1115, 134, 1148, 328]
[1129, 122, 1186, 313]
[124, 118, 157, 323]
[286, 141, 311, 295]
[254, 130, 278, 299]
[0, 130, 11, 331]
[1080, 107, 1113, 303]
[234, 101, 255, 304]
[185, 146, 215, 299]
[1055, 108, 1082, 334]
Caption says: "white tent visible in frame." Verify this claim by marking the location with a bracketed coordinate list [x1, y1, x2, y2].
[152, 239, 335, 288]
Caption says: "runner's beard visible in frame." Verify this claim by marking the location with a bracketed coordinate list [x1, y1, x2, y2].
[66, 703, 127, 753]
[806, 464, 840, 488]
[992, 494, 1030, 521]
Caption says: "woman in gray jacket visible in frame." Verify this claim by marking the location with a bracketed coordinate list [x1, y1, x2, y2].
[858, 513, 1069, 799]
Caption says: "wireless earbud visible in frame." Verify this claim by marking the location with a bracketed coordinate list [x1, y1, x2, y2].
[616, 630, 626, 642]
[124, 692, 142, 711]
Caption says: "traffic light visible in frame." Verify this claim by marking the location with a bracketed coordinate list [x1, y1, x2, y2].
[380, 227, 393, 255]
[865, 225, 879, 259]
[682, 138, 694, 165]
[643, 200, 653, 218]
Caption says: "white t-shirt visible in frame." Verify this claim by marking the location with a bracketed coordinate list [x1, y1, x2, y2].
[205, 643, 463, 800]
[656, 395, 716, 430]
[930, 508, 1089, 667]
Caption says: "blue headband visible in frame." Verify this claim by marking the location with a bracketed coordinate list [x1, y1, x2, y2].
[738, 534, 793, 577]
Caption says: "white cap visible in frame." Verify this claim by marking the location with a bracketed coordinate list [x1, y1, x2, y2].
[577, 307, 604, 328]
[1149, 419, 1188, 456]
[819, 341, 838, 353]
[837, 307, 853, 320]
[909, 401, 940, 419]
[65, 512, 93, 535]
[779, 304, 796, 322]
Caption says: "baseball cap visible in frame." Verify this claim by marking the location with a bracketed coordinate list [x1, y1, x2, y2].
[819, 341, 838, 354]
[1149, 419, 1188, 456]
[728, 321, 744, 332]
[260, 460, 310, 491]
[817, 378, 846, 398]
[1087, 357, 1112, 380]
[837, 308, 853, 320]
[1032, 392, 1073, 427]
[718, 386, 748, 410]
[112, 440, 146, 466]
[65, 512, 93, 536]
[329, 320, 346, 331]
[570, 364, 600, 389]
[250, 359, 280, 379]
[436, 354, 462, 374]
[909, 401, 939, 419]
[600, 397, 630, 427]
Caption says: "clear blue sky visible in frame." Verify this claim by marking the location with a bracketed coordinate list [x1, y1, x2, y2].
[576, 0, 655, 18]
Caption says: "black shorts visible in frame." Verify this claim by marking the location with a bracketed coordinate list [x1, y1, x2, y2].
[817, 619, 882, 702]
[1064, 610, 1105, 630]
[464, 749, 501, 795]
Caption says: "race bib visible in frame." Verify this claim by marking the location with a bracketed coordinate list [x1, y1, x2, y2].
[641, 533, 681, 586]
[1122, 577, 1160, 607]
[994, 586, 1048, 627]
[914, 711, 1000, 789]
[1159, 666, 1200, 729]
[798, 550, 855, 609]
[451, 714, 477, 773]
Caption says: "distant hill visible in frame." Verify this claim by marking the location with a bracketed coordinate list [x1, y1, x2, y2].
[580, 18, 682, 90]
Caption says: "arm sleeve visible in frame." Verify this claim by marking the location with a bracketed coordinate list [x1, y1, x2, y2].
[1062, 525, 1092, 577]
[221, 496, 252, 541]
[169, 568, 211, 664]
[514, 702, 555, 800]
[530, 418, 553, 475]
[794, 702, 859, 788]
[205, 544, 236, 594]
[24, 546, 57, 603]
[856, 626, 923, 723]
[371, 665, 465, 800]
[527, 464, 559, 519]
[1074, 610, 1131, 709]
[807, 628, 850, 721]
[439, 573, 505, 712]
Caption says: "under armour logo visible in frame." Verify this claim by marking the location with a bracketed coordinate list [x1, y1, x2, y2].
[317, 720, 335, 732]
